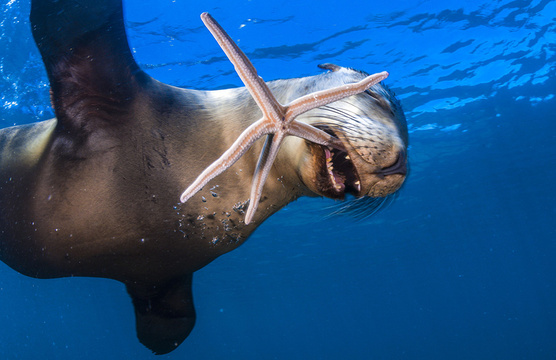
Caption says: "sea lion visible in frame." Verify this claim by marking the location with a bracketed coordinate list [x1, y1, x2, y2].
[0, 0, 408, 355]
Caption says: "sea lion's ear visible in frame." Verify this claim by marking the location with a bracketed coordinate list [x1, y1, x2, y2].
[30, 0, 146, 129]
[318, 63, 344, 72]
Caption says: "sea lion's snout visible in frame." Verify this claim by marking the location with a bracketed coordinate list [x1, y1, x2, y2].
[379, 150, 407, 176]
[340, 118, 407, 199]
[361, 151, 407, 198]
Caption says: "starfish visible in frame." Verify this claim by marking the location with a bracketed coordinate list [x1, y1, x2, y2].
[180, 12, 389, 224]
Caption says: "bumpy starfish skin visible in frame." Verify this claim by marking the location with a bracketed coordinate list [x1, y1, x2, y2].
[180, 12, 389, 224]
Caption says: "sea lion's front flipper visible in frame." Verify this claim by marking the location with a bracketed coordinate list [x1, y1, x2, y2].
[30, 0, 145, 130]
[127, 275, 196, 355]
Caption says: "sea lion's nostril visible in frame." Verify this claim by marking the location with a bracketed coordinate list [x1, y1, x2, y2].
[379, 151, 407, 176]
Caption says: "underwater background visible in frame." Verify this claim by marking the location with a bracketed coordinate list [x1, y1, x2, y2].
[1, 0, 555, 358]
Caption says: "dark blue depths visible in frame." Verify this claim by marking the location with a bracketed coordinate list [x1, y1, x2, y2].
[0, 0, 555, 359]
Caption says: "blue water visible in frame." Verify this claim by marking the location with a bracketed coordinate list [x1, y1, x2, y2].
[1, 0, 555, 359]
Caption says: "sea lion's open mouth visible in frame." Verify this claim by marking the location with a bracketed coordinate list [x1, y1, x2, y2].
[323, 145, 361, 195]
[313, 127, 361, 199]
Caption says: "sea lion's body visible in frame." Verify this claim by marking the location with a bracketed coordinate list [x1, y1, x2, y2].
[0, 74, 400, 281]
[0, 0, 408, 354]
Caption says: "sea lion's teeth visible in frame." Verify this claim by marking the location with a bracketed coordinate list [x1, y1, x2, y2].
[345, 155, 350, 160]
[354, 180, 360, 185]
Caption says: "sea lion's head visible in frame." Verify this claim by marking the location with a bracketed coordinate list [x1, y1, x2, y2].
[281, 64, 408, 209]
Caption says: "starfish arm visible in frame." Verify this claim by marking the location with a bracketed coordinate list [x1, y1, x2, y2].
[285, 71, 389, 121]
[201, 13, 285, 121]
[243, 135, 271, 224]
[244, 132, 286, 224]
[288, 121, 343, 149]
[180, 119, 273, 203]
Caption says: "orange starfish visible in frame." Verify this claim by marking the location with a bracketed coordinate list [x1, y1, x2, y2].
[180, 13, 389, 224]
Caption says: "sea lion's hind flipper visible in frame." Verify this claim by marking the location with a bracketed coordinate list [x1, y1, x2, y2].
[126, 275, 196, 355]
[29, 0, 146, 129]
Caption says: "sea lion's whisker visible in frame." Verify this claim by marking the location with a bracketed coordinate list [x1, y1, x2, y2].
[325, 195, 394, 220]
